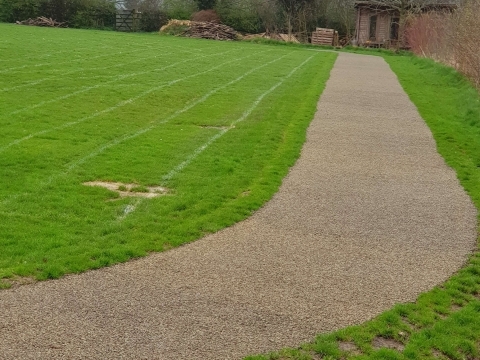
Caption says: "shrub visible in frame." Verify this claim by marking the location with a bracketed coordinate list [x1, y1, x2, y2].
[215, 0, 262, 34]
[70, 0, 116, 29]
[139, 9, 168, 31]
[190, 9, 220, 23]
[162, 0, 197, 20]
[406, 1, 480, 90]
[0, 0, 116, 29]
[0, 0, 39, 22]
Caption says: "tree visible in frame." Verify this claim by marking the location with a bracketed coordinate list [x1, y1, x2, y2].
[195, 0, 215, 9]
[326, 0, 356, 39]
[275, 0, 319, 38]
[215, 0, 262, 33]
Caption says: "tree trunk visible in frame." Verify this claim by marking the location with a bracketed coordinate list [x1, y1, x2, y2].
[398, 7, 407, 48]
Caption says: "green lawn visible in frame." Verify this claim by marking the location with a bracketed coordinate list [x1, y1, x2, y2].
[246, 53, 480, 360]
[0, 24, 337, 285]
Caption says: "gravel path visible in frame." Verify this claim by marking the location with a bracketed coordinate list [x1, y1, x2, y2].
[1, 53, 476, 360]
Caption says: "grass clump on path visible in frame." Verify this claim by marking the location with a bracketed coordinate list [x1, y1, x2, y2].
[245, 54, 480, 360]
[0, 24, 337, 287]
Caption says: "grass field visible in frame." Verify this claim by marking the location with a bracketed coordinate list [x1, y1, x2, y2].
[247, 53, 480, 360]
[0, 24, 337, 285]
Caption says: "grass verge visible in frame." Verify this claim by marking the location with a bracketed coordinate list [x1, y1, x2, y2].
[0, 24, 337, 287]
[245, 54, 480, 360]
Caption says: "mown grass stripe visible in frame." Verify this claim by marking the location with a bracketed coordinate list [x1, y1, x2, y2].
[0, 49, 283, 209]
[0, 46, 204, 93]
[6, 48, 240, 116]
[0, 49, 268, 154]
[118, 55, 314, 219]
[0, 48, 140, 74]
[162, 55, 315, 183]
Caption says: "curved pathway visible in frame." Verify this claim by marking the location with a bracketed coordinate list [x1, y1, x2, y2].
[0, 53, 476, 359]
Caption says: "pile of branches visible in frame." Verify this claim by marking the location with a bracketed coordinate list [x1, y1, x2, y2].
[160, 20, 238, 41]
[187, 22, 238, 41]
[15, 17, 67, 28]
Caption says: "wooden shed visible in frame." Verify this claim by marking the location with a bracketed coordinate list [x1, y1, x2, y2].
[354, 0, 457, 47]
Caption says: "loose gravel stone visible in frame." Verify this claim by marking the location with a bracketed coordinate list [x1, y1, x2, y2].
[0, 53, 476, 360]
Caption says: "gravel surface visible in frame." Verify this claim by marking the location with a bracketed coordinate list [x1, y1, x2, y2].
[0, 52, 477, 360]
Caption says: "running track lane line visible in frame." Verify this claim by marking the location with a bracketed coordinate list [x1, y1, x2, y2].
[118, 55, 314, 219]
[0, 50, 283, 208]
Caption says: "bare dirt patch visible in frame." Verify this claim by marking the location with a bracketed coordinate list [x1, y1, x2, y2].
[84, 181, 168, 199]
[372, 337, 405, 352]
[338, 341, 362, 355]
[432, 348, 451, 359]
[450, 304, 462, 312]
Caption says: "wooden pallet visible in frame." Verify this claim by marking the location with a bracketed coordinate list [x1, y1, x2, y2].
[311, 28, 336, 46]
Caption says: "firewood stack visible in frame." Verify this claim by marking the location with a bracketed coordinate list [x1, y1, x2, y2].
[187, 22, 238, 41]
[15, 17, 66, 28]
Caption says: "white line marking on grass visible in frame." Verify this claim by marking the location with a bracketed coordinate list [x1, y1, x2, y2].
[0, 50, 277, 208]
[65, 127, 155, 171]
[161, 128, 229, 183]
[0, 50, 297, 214]
[62, 50, 279, 169]
[6, 48, 238, 116]
[0, 50, 181, 93]
[119, 200, 142, 221]
[162, 55, 315, 183]
[0, 49, 265, 154]
[17, 43, 120, 62]
[0, 49, 134, 74]
[120, 55, 314, 220]
[0, 41, 220, 93]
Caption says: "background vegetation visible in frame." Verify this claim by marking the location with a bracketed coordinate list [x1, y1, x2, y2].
[0, 0, 356, 36]
[406, 0, 480, 90]
[0, 0, 116, 29]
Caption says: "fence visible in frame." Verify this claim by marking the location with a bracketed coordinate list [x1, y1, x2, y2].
[116, 9, 141, 32]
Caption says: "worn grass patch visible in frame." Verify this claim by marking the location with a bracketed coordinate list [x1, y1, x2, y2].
[245, 53, 480, 360]
[0, 23, 337, 283]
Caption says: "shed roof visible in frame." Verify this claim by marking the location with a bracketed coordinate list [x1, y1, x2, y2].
[354, 0, 458, 8]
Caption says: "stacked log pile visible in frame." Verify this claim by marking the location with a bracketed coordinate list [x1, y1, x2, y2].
[16, 17, 66, 28]
[160, 20, 238, 41]
[311, 28, 336, 46]
[187, 22, 238, 41]
[242, 32, 299, 43]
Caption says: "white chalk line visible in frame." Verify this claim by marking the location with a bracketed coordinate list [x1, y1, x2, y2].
[0, 38, 224, 75]
[0, 49, 278, 208]
[0, 40, 223, 92]
[0, 48, 135, 74]
[121, 55, 315, 219]
[0, 42, 208, 93]
[62, 49, 279, 170]
[161, 55, 315, 183]
[0, 48, 188, 93]
[5, 48, 238, 116]
[0, 49, 268, 155]
[0, 39, 174, 74]
[0, 40, 186, 76]
[10, 43, 121, 62]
